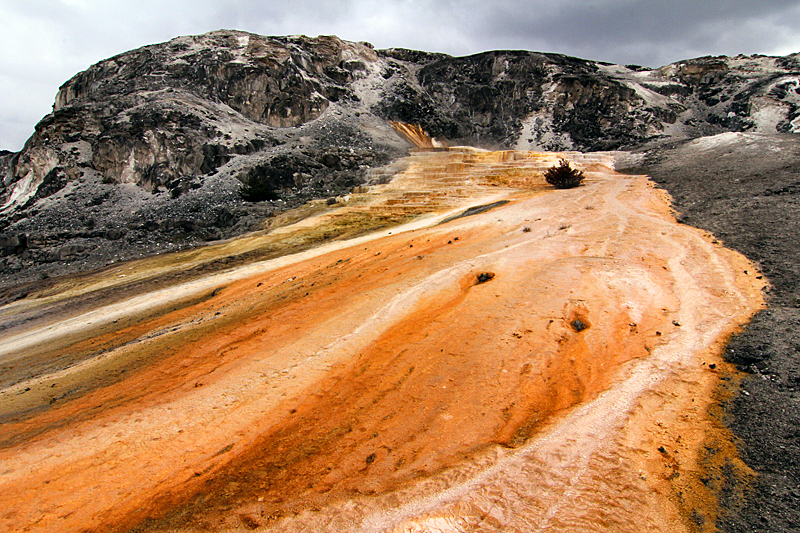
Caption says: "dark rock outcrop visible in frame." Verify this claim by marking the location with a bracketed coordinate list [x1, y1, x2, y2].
[377, 51, 650, 150]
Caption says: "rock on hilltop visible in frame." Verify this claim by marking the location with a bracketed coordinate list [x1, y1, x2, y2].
[1, 29, 799, 289]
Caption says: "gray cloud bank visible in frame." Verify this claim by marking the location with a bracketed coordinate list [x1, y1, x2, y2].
[1, 0, 798, 150]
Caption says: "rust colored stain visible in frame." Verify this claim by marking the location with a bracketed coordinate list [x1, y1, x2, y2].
[0, 149, 764, 533]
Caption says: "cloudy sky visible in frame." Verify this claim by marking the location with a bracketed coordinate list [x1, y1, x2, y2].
[2, 0, 799, 151]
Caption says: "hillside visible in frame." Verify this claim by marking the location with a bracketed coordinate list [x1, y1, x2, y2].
[1, 30, 799, 291]
[0, 30, 799, 532]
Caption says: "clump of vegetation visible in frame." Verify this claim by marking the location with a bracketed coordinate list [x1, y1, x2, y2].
[239, 178, 278, 202]
[544, 158, 584, 189]
[239, 158, 297, 202]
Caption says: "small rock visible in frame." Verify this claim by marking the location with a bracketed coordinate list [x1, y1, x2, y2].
[572, 320, 588, 332]
[476, 272, 495, 284]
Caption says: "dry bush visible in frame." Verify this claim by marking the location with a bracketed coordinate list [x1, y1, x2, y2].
[544, 158, 584, 189]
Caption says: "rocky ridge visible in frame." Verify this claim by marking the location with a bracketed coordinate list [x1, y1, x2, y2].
[1, 30, 799, 291]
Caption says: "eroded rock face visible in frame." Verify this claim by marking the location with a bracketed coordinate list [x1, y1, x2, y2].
[47, 32, 384, 190]
[53, 33, 364, 127]
[377, 51, 652, 150]
[650, 55, 800, 134]
[1, 30, 799, 289]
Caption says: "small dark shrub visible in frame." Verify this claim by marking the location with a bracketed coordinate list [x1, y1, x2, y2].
[239, 178, 278, 202]
[239, 158, 296, 202]
[544, 158, 584, 189]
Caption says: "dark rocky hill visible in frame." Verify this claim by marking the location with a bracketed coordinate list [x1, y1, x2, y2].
[1, 29, 799, 289]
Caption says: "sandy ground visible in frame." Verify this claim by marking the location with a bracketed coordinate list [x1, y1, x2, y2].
[0, 149, 764, 532]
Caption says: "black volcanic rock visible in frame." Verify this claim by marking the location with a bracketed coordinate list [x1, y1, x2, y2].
[1, 30, 800, 288]
[375, 50, 654, 150]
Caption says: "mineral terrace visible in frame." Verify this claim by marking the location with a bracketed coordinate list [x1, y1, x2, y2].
[0, 148, 764, 532]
